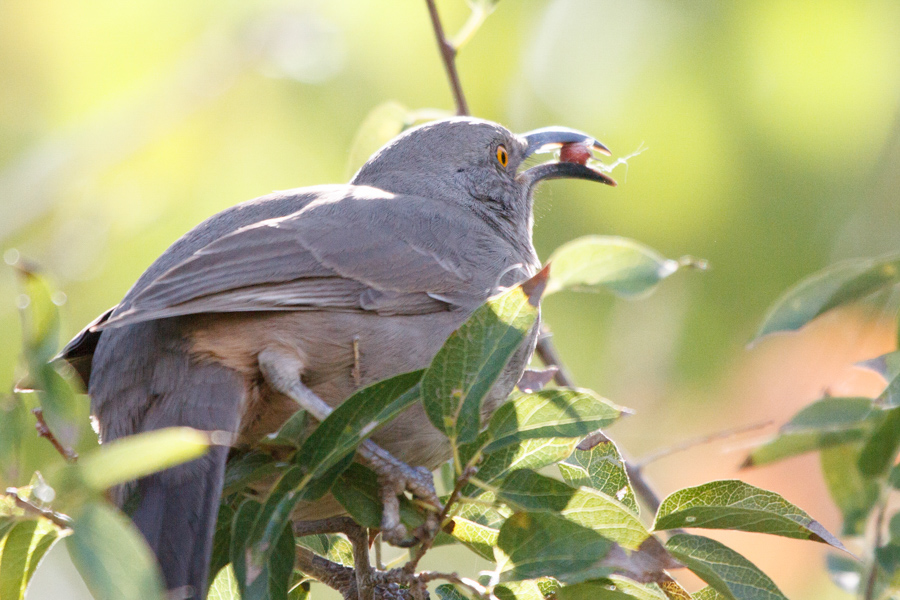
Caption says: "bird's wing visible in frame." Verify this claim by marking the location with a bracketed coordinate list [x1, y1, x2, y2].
[101, 185, 497, 329]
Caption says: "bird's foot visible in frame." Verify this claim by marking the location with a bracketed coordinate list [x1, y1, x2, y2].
[359, 440, 442, 546]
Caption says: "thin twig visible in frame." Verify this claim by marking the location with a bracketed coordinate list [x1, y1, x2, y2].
[405, 466, 478, 574]
[534, 329, 667, 514]
[635, 420, 774, 469]
[534, 328, 576, 387]
[32, 408, 78, 462]
[424, 0, 469, 116]
[3, 489, 72, 530]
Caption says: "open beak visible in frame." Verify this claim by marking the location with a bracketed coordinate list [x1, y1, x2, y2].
[519, 126, 617, 188]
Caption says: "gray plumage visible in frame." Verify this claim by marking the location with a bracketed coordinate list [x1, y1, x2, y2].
[60, 117, 614, 598]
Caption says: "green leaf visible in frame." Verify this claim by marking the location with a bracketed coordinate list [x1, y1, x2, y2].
[208, 564, 241, 600]
[875, 544, 900, 584]
[230, 499, 263, 597]
[556, 580, 640, 600]
[497, 469, 648, 550]
[820, 443, 879, 535]
[74, 427, 211, 492]
[742, 397, 880, 467]
[297, 534, 353, 567]
[559, 440, 638, 513]
[294, 369, 423, 479]
[0, 394, 29, 486]
[436, 584, 470, 600]
[857, 350, 900, 381]
[890, 464, 900, 489]
[470, 437, 581, 490]
[222, 451, 281, 497]
[66, 502, 165, 600]
[0, 520, 41, 600]
[545, 236, 688, 298]
[755, 254, 900, 340]
[857, 405, 900, 477]
[209, 504, 235, 579]
[13, 263, 87, 452]
[484, 389, 627, 454]
[691, 587, 729, 600]
[288, 576, 310, 600]
[423, 275, 542, 445]
[876, 373, 900, 408]
[890, 512, 900, 545]
[495, 579, 545, 600]
[653, 480, 846, 551]
[664, 534, 787, 600]
[447, 516, 499, 561]
[498, 511, 617, 584]
[259, 410, 309, 449]
[331, 463, 424, 531]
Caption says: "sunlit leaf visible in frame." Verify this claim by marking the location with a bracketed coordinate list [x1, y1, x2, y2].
[484, 388, 626, 454]
[555, 580, 636, 600]
[820, 443, 878, 535]
[208, 564, 241, 600]
[497, 511, 616, 584]
[447, 516, 498, 561]
[469, 437, 580, 490]
[754, 254, 900, 341]
[423, 273, 543, 445]
[495, 579, 546, 600]
[436, 584, 469, 600]
[653, 480, 846, 551]
[497, 469, 648, 550]
[546, 236, 689, 298]
[559, 440, 638, 513]
[0, 519, 53, 600]
[691, 586, 729, 600]
[664, 534, 787, 600]
[66, 502, 165, 600]
[75, 427, 210, 492]
[295, 369, 423, 478]
[297, 534, 353, 567]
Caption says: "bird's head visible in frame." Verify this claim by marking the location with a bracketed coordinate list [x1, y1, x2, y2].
[351, 117, 615, 226]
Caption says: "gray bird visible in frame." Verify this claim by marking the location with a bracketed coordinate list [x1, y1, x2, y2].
[59, 117, 615, 599]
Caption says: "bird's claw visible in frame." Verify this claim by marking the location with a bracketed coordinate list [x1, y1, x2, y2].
[361, 441, 442, 546]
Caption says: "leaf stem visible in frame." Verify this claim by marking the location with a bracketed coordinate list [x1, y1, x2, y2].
[405, 466, 478, 574]
[424, 0, 470, 116]
[32, 407, 78, 462]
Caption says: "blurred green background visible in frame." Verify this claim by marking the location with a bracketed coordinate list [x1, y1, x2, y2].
[3, 0, 899, 598]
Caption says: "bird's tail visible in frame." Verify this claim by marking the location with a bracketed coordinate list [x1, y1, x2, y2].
[121, 360, 244, 600]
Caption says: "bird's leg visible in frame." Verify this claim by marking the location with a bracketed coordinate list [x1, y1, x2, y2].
[258, 349, 441, 547]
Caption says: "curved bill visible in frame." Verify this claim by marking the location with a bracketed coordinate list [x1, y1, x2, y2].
[521, 126, 611, 158]
[519, 126, 617, 188]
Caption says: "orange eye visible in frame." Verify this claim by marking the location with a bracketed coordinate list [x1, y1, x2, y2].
[496, 145, 509, 167]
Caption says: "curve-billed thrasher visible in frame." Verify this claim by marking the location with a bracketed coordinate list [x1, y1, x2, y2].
[59, 117, 615, 598]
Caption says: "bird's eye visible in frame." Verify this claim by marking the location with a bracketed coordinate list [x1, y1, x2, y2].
[496, 145, 509, 167]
